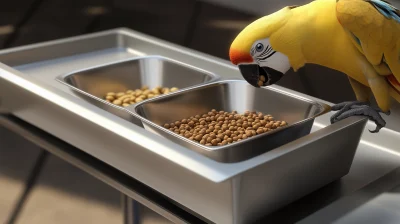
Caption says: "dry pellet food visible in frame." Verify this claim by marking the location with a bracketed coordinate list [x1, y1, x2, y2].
[163, 109, 287, 146]
[104, 86, 179, 107]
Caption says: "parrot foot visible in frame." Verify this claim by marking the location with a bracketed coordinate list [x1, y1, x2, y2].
[330, 101, 390, 133]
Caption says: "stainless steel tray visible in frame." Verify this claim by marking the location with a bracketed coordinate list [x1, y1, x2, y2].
[1, 28, 398, 224]
[130, 80, 330, 162]
[55, 55, 219, 125]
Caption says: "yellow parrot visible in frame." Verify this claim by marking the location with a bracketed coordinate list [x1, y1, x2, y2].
[229, 0, 400, 133]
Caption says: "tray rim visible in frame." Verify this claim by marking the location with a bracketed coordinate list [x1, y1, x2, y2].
[55, 54, 220, 111]
[129, 79, 331, 152]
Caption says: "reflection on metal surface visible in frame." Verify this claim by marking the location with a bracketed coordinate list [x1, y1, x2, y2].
[333, 193, 400, 224]
[360, 141, 400, 158]
[126, 49, 146, 56]
[298, 167, 400, 224]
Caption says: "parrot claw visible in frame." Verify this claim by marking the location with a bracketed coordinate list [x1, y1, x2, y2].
[330, 101, 388, 133]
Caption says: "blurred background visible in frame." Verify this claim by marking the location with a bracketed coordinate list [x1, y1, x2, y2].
[1, 0, 400, 223]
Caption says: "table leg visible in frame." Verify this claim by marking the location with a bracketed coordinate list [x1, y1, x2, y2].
[122, 194, 141, 224]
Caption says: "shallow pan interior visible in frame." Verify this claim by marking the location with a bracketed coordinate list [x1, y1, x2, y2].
[59, 55, 219, 100]
[135, 80, 326, 127]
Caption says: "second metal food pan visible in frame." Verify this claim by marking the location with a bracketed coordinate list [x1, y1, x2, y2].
[56, 55, 220, 125]
[129, 80, 331, 163]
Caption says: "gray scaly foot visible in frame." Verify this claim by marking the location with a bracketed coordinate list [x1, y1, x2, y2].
[330, 101, 390, 133]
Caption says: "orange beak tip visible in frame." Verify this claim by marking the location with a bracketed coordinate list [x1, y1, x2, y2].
[229, 48, 253, 65]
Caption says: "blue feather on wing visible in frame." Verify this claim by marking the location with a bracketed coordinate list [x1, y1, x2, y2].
[368, 0, 400, 23]
[351, 32, 361, 46]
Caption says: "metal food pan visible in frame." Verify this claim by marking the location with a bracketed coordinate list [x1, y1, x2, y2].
[130, 80, 330, 163]
[56, 55, 219, 125]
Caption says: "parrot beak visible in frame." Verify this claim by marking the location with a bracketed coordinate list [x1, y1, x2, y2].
[238, 64, 283, 88]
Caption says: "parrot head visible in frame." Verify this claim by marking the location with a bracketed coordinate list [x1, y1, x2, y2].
[229, 7, 293, 88]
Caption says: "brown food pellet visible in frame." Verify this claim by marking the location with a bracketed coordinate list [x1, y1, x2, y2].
[207, 137, 213, 143]
[195, 135, 203, 141]
[104, 86, 179, 107]
[106, 95, 115, 101]
[135, 98, 144, 103]
[113, 99, 122, 105]
[163, 109, 287, 146]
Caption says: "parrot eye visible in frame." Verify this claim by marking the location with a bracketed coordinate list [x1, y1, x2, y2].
[255, 43, 264, 52]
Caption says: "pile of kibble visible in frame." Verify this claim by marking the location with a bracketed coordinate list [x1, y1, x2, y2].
[163, 109, 287, 146]
[104, 86, 179, 107]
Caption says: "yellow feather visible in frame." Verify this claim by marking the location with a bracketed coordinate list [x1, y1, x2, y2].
[336, 0, 400, 77]
[229, 7, 292, 54]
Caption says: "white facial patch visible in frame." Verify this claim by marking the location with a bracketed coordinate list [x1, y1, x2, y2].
[260, 51, 290, 74]
[250, 38, 291, 74]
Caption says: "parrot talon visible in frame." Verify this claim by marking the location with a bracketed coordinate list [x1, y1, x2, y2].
[330, 101, 370, 124]
[330, 101, 387, 133]
[369, 124, 384, 133]
[330, 101, 369, 111]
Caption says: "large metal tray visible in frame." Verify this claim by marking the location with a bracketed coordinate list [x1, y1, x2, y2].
[131, 80, 330, 162]
[0, 28, 399, 224]
[56, 56, 219, 125]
